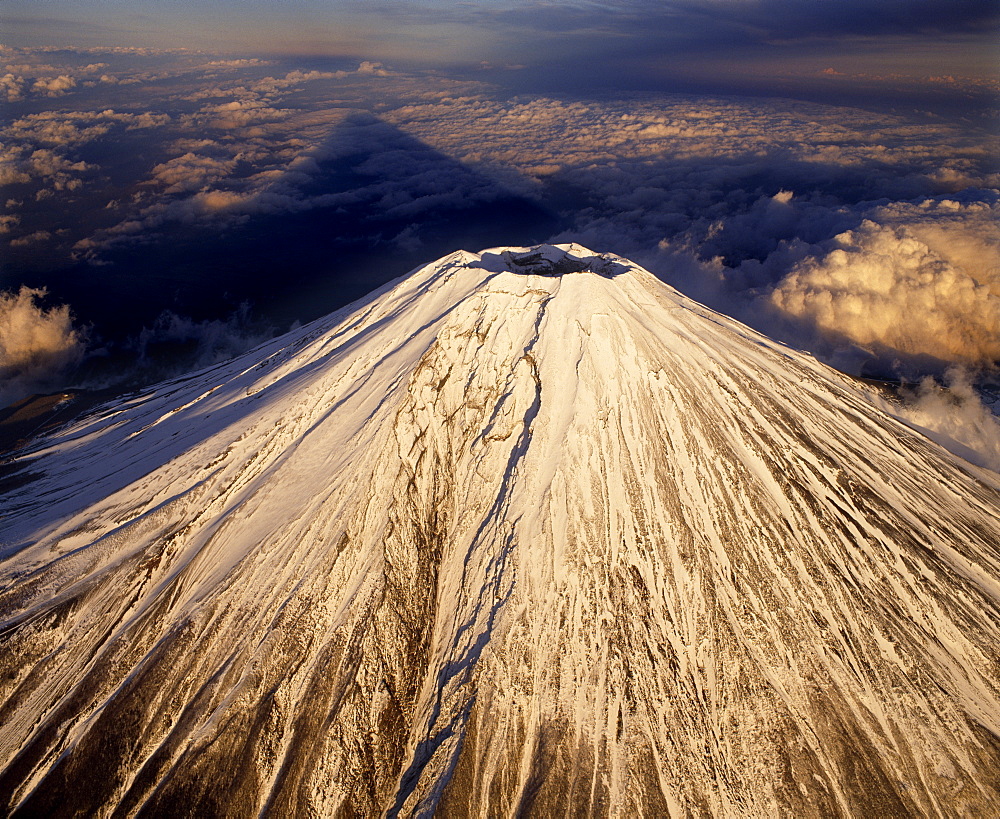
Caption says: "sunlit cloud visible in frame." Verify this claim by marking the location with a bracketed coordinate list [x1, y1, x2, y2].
[769, 201, 1000, 367]
[31, 74, 76, 96]
[0, 286, 86, 406]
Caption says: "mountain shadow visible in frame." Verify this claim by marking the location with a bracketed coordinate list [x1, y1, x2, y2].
[14, 112, 564, 360]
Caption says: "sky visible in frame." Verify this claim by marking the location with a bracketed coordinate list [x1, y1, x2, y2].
[4, 0, 999, 101]
[0, 1, 999, 462]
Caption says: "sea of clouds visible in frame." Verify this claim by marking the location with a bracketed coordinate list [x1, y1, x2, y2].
[1, 46, 997, 466]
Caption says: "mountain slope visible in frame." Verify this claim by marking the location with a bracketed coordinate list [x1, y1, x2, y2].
[1, 244, 999, 817]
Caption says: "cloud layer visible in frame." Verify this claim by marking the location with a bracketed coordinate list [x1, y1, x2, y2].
[379, 91, 997, 375]
[2, 46, 996, 441]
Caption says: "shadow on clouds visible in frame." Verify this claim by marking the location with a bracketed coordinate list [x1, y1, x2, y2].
[7, 113, 562, 393]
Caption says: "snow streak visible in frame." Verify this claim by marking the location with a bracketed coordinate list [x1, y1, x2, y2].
[1, 244, 999, 816]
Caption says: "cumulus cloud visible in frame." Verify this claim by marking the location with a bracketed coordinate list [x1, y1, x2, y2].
[357, 61, 390, 76]
[767, 198, 1000, 369]
[0, 143, 92, 190]
[0, 287, 86, 407]
[149, 152, 238, 194]
[184, 99, 290, 130]
[871, 369, 1000, 473]
[25, 149, 90, 189]
[1, 73, 24, 102]
[9, 230, 53, 247]
[6, 114, 111, 147]
[252, 69, 350, 94]
[0, 147, 31, 186]
[0, 109, 143, 204]
[31, 74, 76, 96]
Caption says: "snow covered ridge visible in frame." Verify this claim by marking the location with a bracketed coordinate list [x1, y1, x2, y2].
[1, 244, 999, 816]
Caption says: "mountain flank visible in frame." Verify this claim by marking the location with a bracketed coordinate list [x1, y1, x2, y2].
[1, 244, 999, 817]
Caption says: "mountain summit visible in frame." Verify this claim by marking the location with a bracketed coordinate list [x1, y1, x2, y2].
[2, 244, 999, 816]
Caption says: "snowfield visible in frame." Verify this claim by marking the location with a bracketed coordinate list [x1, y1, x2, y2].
[1, 244, 999, 816]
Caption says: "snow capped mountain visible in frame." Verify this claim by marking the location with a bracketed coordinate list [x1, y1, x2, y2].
[1, 243, 999, 817]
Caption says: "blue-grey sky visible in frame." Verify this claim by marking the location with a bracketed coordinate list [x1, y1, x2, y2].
[4, 0, 997, 85]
